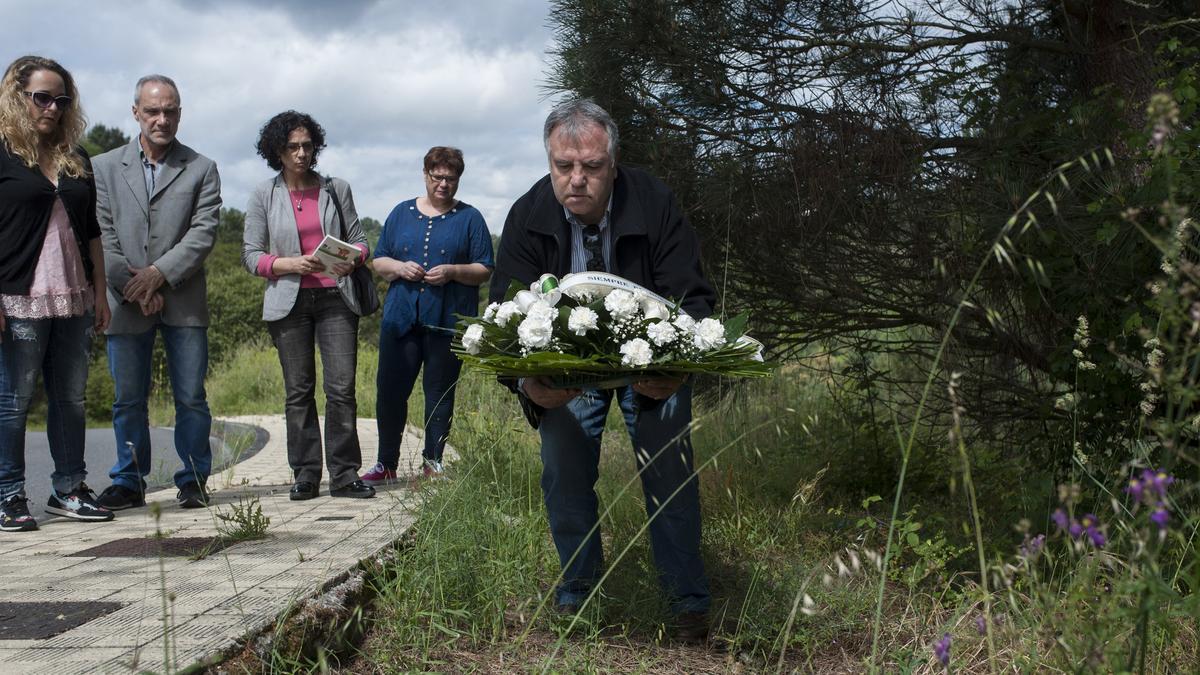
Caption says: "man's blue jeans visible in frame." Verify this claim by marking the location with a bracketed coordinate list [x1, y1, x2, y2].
[375, 324, 462, 466]
[539, 384, 710, 614]
[107, 325, 212, 491]
[0, 314, 93, 500]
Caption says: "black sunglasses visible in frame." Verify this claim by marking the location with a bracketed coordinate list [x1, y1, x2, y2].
[23, 90, 72, 110]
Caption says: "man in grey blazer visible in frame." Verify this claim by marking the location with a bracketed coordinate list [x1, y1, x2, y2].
[92, 75, 222, 510]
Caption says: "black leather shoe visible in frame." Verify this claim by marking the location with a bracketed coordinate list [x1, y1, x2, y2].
[177, 482, 210, 509]
[329, 479, 375, 499]
[97, 484, 146, 510]
[289, 481, 318, 501]
[671, 611, 709, 643]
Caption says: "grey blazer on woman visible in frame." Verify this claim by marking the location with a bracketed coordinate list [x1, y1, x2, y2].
[241, 173, 369, 321]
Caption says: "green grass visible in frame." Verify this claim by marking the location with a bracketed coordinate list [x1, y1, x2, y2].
[195, 337, 1197, 672]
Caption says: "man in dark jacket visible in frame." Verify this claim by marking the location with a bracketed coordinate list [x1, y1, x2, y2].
[491, 99, 714, 642]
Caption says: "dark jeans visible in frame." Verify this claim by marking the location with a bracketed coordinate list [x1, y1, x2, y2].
[0, 314, 93, 500]
[538, 384, 710, 614]
[375, 324, 462, 467]
[267, 289, 362, 490]
[107, 325, 212, 491]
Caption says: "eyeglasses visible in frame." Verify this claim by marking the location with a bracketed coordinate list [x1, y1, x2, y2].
[285, 142, 314, 154]
[427, 173, 460, 185]
[23, 90, 72, 110]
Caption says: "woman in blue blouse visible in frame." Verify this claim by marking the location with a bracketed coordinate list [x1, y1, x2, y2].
[362, 147, 493, 482]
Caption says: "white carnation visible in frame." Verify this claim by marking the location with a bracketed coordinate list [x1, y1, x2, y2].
[639, 293, 670, 321]
[482, 302, 499, 322]
[604, 289, 640, 320]
[517, 314, 554, 349]
[620, 338, 654, 367]
[525, 301, 556, 324]
[568, 307, 599, 336]
[495, 301, 522, 327]
[692, 317, 726, 351]
[673, 313, 696, 332]
[461, 324, 484, 354]
[646, 320, 677, 346]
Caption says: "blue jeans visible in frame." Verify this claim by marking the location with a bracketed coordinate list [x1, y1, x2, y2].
[539, 385, 710, 614]
[0, 314, 93, 500]
[107, 325, 212, 491]
[267, 289, 362, 489]
[375, 324, 462, 466]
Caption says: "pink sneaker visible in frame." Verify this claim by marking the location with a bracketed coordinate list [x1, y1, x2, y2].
[361, 462, 397, 485]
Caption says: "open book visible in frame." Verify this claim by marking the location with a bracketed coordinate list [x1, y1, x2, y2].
[313, 234, 360, 279]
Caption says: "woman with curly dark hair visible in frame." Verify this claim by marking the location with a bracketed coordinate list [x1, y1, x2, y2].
[242, 110, 374, 501]
[0, 55, 113, 531]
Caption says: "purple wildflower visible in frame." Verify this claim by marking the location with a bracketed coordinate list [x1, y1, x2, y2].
[933, 632, 951, 667]
[1150, 503, 1170, 530]
[1068, 520, 1084, 539]
[1019, 534, 1045, 559]
[1146, 470, 1175, 499]
[1126, 477, 1144, 503]
[1052, 508, 1069, 531]
[1086, 526, 1107, 548]
[975, 614, 987, 635]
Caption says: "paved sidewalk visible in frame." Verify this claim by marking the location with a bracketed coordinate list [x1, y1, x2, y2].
[0, 415, 432, 674]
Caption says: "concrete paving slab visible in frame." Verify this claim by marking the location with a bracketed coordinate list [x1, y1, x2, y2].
[0, 415, 438, 672]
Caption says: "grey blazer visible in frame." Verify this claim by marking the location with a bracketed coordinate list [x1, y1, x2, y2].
[241, 173, 368, 321]
[94, 139, 222, 334]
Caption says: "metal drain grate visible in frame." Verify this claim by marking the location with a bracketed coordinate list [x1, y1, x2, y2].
[67, 536, 233, 558]
[0, 601, 124, 639]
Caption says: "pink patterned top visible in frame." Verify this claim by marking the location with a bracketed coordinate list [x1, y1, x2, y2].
[0, 196, 93, 318]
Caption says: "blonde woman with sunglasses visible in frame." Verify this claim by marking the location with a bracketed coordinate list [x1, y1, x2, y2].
[0, 55, 113, 532]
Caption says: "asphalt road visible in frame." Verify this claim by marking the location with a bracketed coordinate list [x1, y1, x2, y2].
[21, 428, 227, 522]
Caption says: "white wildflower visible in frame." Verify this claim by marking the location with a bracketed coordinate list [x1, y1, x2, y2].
[494, 301, 522, 328]
[620, 338, 654, 367]
[568, 307, 599, 336]
[1140, 398, 1157, 416]
[1079, 360, 1097, 370]
[1074, 316, 1090, 348]
[692, 317, 726, 351]
[646, 320, 678, 346]
[482, 302, 499, 322]
[1055, 392, 1075, 411]
[1072, 349, 1084, 359]
[461, 324, 484, 354]
[604, 289, 640, 320]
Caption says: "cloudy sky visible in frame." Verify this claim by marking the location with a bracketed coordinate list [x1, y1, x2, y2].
[4, 0, 561, 231]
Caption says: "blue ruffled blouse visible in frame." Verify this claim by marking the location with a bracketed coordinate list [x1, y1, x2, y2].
[375, 198, 494, 334]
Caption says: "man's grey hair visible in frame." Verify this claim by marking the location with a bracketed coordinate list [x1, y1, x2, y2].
[543, 98, 619, 164]
[134, 74, 180, 105]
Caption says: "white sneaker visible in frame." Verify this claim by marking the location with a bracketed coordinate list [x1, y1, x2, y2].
[422, 459, 446, 479]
